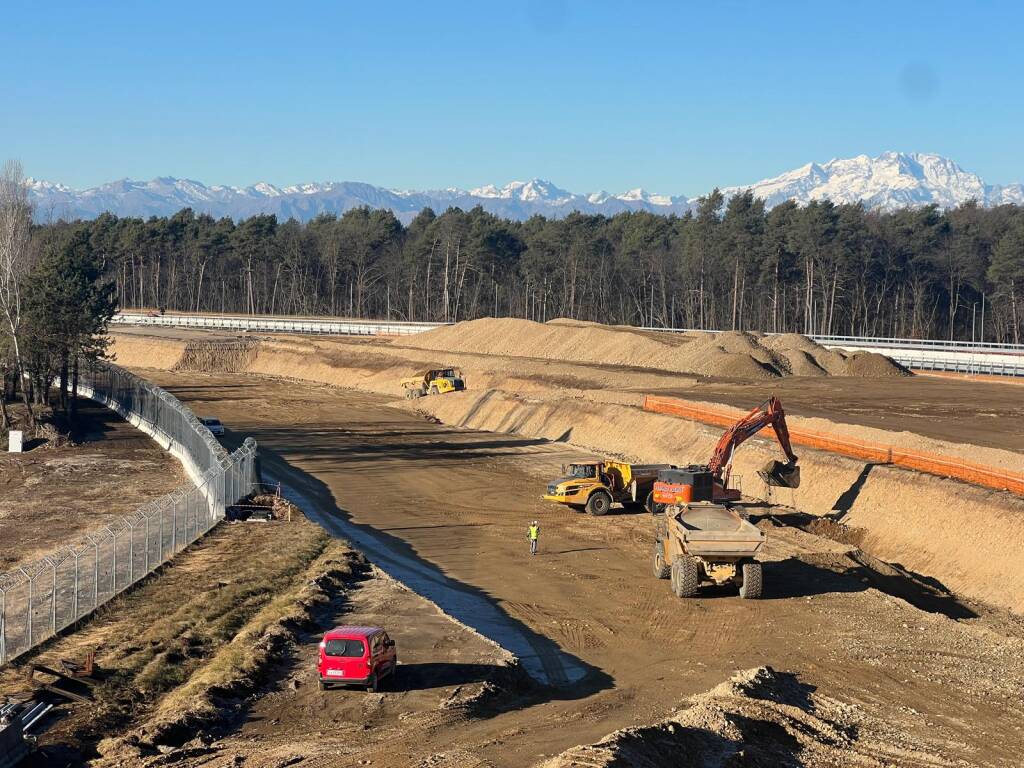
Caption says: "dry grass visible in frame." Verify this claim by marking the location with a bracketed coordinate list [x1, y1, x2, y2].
[0, 399, 185, 571]
[0, 508, 354, 762]
[126, 540, 360, 752]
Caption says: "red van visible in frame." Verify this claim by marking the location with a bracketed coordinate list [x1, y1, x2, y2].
[317, 626, 397, 692]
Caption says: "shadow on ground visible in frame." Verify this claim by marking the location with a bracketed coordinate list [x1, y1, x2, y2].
[766, 510, 977, 619]
[222, 424, 612, 702]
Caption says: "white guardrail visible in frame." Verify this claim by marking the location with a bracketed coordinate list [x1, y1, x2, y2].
[111, 312, 1024, 377]
[112, 312, 445, 336]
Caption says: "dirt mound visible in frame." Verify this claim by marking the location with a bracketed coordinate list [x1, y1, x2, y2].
[174, 339, 259, 372]
[847, 349, 911, 376]
[762, 332, 820, 353]
[542, 666, 952, 767]
[401, 319, 906, 379]
[777, 348, 828, 377]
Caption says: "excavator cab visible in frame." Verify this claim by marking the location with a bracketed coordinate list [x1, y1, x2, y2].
[757, 460, 801, 489]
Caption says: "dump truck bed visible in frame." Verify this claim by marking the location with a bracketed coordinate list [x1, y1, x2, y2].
[628, 463, 675, 479]
[672, 502, 764, 559]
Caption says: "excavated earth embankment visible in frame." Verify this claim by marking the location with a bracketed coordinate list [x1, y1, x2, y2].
[110, 325, 1024, 617]
[541, 666, 956, 767]
[412, 388, 1024, 614]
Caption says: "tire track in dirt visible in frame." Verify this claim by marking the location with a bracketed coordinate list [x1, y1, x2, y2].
[266, 468, 587, 689]
[138, 370, 1024, 767]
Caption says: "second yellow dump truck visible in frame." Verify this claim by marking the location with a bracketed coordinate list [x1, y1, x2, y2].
[544, 460, 674, 516]
[401, 368, 466, 399]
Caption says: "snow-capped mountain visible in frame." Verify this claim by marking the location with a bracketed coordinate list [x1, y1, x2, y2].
[25, 152, 1024, 224]
[25, 175, 695, 223]
[722, 152, 1024, 211]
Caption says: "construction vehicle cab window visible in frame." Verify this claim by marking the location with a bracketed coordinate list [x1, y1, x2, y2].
[401, 367, 466, 399]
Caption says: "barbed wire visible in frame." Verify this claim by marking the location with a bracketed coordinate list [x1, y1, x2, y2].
[0, 361, 258, 665]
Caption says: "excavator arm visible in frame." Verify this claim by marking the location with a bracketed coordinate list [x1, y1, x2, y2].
[707, 397, 799, 489]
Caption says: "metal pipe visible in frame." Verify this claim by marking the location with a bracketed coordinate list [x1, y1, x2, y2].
[22, 703, 54, 733]
[20, 702, 45, 723]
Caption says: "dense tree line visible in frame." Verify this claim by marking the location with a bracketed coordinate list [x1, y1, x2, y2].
[28, 192, 1024, 345]
[1, 162, 115, 431]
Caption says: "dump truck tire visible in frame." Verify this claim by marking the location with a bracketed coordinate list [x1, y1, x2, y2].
[739, 561, 763, 599]
[671, 555, 700, 597]
[652, 543, 670, 579]
[429, 385, 439, 395]
[646, 491, 663, 515]
[586, 490, 612, 516]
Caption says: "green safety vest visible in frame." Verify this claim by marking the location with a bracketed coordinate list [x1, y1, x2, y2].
[528, 525, 539, 540]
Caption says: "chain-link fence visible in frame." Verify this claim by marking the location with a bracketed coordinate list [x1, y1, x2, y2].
[0, 362, 258, 665]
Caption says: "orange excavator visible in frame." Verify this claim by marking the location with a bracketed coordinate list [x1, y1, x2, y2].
[652, 396, 799, 506]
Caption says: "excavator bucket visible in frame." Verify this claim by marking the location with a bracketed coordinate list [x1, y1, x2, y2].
[757, 460, 801, 489]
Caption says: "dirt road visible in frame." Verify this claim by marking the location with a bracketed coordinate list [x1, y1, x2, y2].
[133, 370, 1024, 767]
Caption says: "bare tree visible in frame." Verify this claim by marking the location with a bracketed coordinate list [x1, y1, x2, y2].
[0, 159, 36, 427]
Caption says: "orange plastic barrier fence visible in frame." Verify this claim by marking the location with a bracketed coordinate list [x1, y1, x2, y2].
[642, 395, 1024, 497]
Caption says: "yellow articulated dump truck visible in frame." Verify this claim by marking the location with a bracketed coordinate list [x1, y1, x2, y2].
[544, 460, 674, 516]
[401, 368, 466, 399]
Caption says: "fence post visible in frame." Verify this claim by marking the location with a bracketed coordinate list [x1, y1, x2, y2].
[1, 589, 6, 665]
[25, 570, 33, 648]
[50, 560, 57, 634]
[73, 551, 80, 620]
[109, 527, 118, 594]
[90, 536, 99, 609]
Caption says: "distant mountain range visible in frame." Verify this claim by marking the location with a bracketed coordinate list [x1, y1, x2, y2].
[27, 152, 1024, 224]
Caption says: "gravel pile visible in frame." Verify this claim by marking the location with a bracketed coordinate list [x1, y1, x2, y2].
[404, 319, 908, 379]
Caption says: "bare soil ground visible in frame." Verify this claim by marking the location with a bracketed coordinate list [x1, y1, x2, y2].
[659, 373, 1024, 453]
[0, 400, 186, 572]
[74, 324, 1023, 765]
[1, 502, 513, 768]
[106, 370, 1024, 767]
[111, 327, 1024, 453]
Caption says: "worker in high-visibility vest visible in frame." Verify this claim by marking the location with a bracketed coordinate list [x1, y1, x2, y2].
[527, 521, 540, 556]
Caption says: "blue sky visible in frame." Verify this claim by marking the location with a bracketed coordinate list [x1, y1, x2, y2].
[3, 0, 1022, 193]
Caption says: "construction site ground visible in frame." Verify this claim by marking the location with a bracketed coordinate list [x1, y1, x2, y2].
[8, 320, 1022, 767]
[653, 373, 1024, 452]
[66, 368, 1019, 767]
[111, 325, 1024, 453]
[0, 399, 186, 572]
